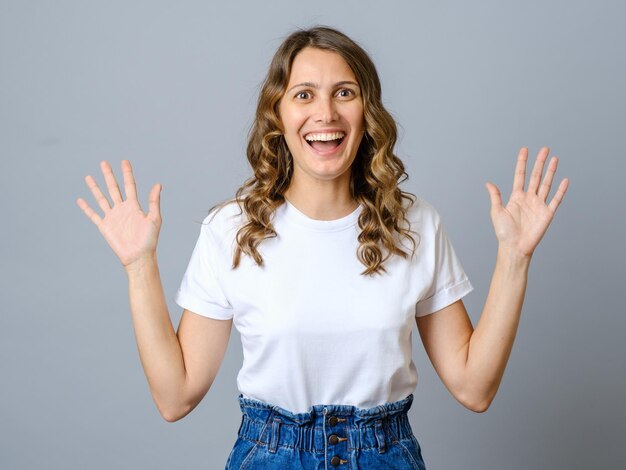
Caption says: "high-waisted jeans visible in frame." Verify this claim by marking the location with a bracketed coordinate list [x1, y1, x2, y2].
[225, 393, 426, 469]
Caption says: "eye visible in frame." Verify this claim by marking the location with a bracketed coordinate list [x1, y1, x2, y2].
[295, 90, 311, 100]
[337, 88, 355, 98]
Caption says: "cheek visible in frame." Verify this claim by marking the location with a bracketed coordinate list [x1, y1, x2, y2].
[292, 112, 309, 132]
[347, 105, 365, 130]
[281, 107, 306, 133]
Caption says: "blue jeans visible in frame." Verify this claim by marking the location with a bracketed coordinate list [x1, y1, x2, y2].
[225, 394, 426, 469]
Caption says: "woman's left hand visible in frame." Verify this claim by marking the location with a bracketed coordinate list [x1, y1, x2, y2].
[485, 147, 570, 258]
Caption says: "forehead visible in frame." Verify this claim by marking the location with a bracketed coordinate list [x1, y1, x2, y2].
[287, 47, 357, 85]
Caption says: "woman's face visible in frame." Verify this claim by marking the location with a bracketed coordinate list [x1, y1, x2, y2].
[279, 47, 365, 191]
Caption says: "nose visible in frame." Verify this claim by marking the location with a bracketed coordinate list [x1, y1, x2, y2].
[314, 96, 338, 123]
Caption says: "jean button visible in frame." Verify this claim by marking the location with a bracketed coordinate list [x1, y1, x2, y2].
[328, 416, 338, 426]
[328, 434, 339, 445]
[330, 455, 341, 466]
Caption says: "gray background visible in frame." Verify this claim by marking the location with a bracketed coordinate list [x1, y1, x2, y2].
[1, 0, 624, 468]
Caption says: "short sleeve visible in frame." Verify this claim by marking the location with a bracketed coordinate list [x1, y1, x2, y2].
[415, 210, 473, 317]
[174, 215, 234, 320]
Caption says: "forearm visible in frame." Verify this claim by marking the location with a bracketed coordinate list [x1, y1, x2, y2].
[463, 247, 531, 410]
[126, 257, 188, 419]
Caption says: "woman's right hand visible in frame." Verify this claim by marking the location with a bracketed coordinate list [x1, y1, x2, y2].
[76, 160, 162, 272]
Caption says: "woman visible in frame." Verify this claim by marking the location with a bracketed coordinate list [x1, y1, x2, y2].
[76, 26, 569, 469]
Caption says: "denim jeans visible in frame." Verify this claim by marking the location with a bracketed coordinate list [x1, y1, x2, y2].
[225, 393, 426, 469]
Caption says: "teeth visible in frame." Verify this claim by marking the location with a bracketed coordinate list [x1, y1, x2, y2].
[304, 132, 345, 142]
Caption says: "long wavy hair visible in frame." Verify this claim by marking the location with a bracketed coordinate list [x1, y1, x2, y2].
[215, 26, 419, 275]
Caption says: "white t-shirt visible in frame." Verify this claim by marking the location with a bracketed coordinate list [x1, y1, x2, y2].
[174, 197, 473, 413]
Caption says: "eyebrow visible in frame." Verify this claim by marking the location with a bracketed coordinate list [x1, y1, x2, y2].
[286, 80, 360, 94]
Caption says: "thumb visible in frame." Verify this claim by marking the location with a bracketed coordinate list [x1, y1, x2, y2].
[485, 182, 503, 211]
[148, 183, 162, 220]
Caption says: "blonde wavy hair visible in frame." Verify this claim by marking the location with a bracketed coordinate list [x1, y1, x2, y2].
[215, 26, 419, 275]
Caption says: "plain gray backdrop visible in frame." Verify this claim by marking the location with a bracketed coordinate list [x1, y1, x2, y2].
[1, 0, 624, 469]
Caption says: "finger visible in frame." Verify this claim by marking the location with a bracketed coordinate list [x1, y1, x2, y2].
[100, 160, 124, 204]
[512, 147, 529, 194]
[76, 197, 103, 226]
[485, 181, 503, 211]
[85, 174, 112, 212]
[122, 160, 138, 201]
[538, 156, 558, 201]
[527, 147, 550, 194]
[547, 178, 569, 213]
[148, 183, 162, 220]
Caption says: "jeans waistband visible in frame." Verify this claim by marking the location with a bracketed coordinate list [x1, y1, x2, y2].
[235, 394, 415, 454]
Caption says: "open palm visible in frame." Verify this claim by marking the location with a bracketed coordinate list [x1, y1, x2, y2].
[76, 160, 162, 269]
[485, 147, 570, 258]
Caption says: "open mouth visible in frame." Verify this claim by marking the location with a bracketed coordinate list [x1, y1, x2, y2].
[304, 131, 346, 153]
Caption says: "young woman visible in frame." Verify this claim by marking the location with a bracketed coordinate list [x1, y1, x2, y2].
[76, 26, 569, 470]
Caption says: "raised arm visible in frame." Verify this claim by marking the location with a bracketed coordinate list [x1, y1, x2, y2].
[416, 147, 569, 412]
[76, 161, 232, 421]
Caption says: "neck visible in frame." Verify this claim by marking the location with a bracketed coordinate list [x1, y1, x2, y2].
[284, 181, 358, 221]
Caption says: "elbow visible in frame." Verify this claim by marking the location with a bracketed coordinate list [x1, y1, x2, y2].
[156, 399, 193, 423]
[457, 389, 495, 413]
[153, 385, 207, 422]
[160, 409, 185, 423]
[466, 399, 491, 413]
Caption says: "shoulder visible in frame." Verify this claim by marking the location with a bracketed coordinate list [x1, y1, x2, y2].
[200, 198, 248, 241]
[404, 195, 443, 232]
